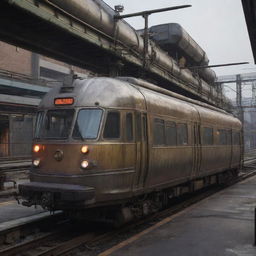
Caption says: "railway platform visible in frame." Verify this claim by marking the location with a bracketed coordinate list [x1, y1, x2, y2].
[0, 194, 45, 224]
[101, 175, 256, 256]
[0, 178, 28, 198]
[0, 178, 46, 225]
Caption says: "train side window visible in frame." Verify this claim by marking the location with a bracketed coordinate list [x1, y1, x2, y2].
[218, 130, 227, 145]
[142, 115, 147, 141]
[103, 111, 120, 139]
[233, 132, 240, 145]
[153, 118, 165, 145]
[136, 113, 141, 141]
[166, 121, 176, 146]
[177, 123, 188, 145]
[227, 130, 232, 145]
[202, 127, 213, 145]
[126, 113, 133, 141]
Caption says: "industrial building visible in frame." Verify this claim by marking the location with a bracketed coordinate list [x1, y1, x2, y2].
[0, 41, 90, 159]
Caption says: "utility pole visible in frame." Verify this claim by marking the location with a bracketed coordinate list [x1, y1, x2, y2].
[115, 5, 191, 70]
[236, 74, 244, 166]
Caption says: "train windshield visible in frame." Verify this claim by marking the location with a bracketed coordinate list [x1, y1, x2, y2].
[73, 109, 103, 140]
[35, 109, 74, 139]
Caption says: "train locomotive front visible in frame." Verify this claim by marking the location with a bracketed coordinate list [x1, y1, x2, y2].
[19, 77, 242, 222]
[19, 77, 146, 213]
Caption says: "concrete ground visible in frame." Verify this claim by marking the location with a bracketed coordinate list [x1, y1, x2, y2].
[104, 176, 256, 256]
[0, 178, 27, 198]
[0, 178, 47, 224]
[0, 199, 46, 224]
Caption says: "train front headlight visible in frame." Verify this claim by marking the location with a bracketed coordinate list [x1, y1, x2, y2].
[81, 145, 89, 154]
[33, 159, 40, 167]
[33, 144, 40, 153]
[81, 160, 89, 169]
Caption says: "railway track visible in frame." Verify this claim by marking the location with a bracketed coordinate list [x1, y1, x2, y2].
[1, 165, 256, 256]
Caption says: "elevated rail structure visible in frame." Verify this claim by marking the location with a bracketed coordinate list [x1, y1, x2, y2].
[217, 72, 256, 152]
[216, 72, 256, 111]
[0, 0, 229, 109]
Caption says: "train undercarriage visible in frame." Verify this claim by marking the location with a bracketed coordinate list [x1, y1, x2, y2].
[18, 168, 239, 226]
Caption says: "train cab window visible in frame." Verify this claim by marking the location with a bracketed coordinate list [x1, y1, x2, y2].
[202, 127, 213, 145]
[126, 113, 133, 141]
[42, 109, 74, 139]
[177, 123, 188, 145]
[153, 118, 165, 145]
[73, 109, 103, 140]
[166, 121, 177, 146]
[218, 130, 227, 145]
[34, 111, 44, 138]
[103, 111, 120, 139]
[233, 132, 240, 145]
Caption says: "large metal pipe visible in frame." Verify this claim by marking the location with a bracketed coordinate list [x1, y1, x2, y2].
[47, 0, 217, 96]
[147, 23, 209, 65]
[142, 23, 217, 84]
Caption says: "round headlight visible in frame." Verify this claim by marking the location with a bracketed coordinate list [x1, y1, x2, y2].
[81, 160, 89, 169]
[33, 159, 40, 167]
[81, 145, 89, 154]
[33, 145, 40, 153]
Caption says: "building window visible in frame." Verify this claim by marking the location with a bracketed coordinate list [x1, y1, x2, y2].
[126, 113, 133, 141]
[177, 123, 188, 145]
[153, 118, 165, 145]
[40, 67, 67, 80]
[202, 127, 213, 145]
[103, 111, 120, 139]
[166, 121, 177, 146]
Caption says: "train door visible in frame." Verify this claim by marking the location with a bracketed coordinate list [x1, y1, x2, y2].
[133, 112, 148, 191]
[231, 130, 242, 168]
[192, 122, 201, 178]
[228, 130, 233, 169]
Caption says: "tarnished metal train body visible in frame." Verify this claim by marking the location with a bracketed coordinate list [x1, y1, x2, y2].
[19, 78, 242, 212]
[46, 0, 217, 91]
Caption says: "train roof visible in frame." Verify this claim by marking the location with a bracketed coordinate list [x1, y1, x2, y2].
[39, 77, 241, 129]
[39, 77, 146, 110]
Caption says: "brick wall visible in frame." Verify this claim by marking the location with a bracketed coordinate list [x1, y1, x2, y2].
[0, 41, 91, 78]
[0, 41, 32, 75]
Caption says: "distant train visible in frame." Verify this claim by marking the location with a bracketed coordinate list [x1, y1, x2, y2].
[19, 77, 242, 223]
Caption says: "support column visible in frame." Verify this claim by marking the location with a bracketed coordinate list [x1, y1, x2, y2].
[31, 52, 40, 79]
[236, 74, 244, 165]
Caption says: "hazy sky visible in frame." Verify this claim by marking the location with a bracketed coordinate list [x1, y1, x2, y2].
[104, 0, 255, 77]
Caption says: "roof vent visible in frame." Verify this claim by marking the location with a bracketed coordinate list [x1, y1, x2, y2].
[60, 74, 78, 93]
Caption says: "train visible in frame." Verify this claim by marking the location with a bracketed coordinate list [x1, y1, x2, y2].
[19, 76, 242, 224]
